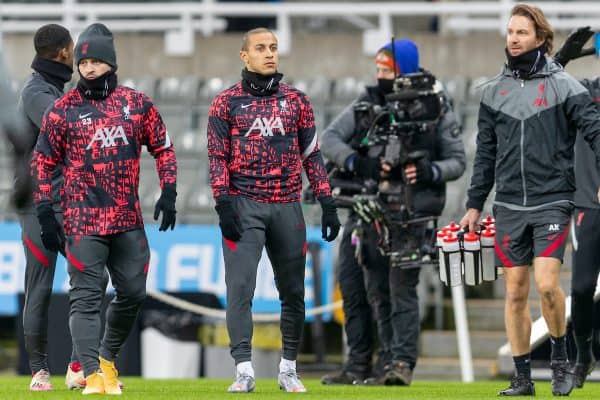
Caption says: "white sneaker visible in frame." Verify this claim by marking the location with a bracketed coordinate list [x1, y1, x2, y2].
[278, 370, 307, 393]
[30, 369, 53, 391]
[65, 362, 86, 390]
[227, 372, 256, 393]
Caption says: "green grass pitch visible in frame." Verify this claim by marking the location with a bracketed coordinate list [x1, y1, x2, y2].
[2, 377, 600, 399]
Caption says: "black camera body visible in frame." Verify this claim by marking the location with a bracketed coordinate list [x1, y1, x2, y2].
[340, 70, 443, 199]
[328, 70, 444, 268]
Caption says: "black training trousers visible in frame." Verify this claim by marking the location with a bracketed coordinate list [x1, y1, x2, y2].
[19, 210, 78, 372]
[571, 207, 600, 342]
[223, 196, 306, 364]
[336, 214, 376, 374]
[67, 229, 149, 376]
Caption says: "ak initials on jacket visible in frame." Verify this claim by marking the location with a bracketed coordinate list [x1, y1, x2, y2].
[207, 82, 331, 202]
[33, 86, 177, 236]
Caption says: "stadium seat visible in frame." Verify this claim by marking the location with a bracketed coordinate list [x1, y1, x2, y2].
[332, 76, 365, 103]
[199, 77, 236, 102]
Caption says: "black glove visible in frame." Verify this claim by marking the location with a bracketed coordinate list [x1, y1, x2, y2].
[154, 183, 177, 231]
[554, 26, 594, 67]
[36, 202, 64, 253]
[413, 157, 435, 184]
[215, 195, 242, 241]
[319, 196, 341, 242]
[354, 155, 381, 182]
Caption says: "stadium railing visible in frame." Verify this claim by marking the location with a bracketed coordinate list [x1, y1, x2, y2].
[0, 1, 599, 55]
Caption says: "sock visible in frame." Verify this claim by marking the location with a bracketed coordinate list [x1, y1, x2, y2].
[70, 362, 82, 372]
[550, 335, 568, 361]
[236, 361, 254, 377]
[575, 335, 594, 365]
[279, 358, 296, 373]
[513, 353, 531, 379]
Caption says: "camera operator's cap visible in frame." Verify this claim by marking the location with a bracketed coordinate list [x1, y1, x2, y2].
[74, 23, 117, 69]
[376, 39, 419, 75]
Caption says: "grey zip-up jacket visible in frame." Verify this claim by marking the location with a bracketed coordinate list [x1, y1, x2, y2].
[574, 78, 600, 209]
[321, 84, 465, 215]
[467, 58, 600, 210]
[17, 71, 65, 210]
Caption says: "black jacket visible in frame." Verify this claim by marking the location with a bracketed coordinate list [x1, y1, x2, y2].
[574, 78, 600, 209]
[467, 58, 600, 210]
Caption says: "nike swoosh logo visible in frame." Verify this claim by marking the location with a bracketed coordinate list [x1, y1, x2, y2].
[78, 112, 92, 119]
[241, 104, 252, 109]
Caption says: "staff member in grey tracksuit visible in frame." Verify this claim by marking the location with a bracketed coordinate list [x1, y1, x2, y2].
[16, 24, 81, 392]
[461, 5, 600, 397]
[320, 39, 465, 386]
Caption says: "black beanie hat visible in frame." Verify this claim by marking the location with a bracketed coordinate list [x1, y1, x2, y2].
[74, 23, 117, 68]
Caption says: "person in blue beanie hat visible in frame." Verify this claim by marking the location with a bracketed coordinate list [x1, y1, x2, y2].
[378, 39, 420, 75]
[320, 38, 465, 386]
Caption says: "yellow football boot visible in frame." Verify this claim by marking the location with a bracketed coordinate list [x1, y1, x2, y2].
[81, 372, 104, 395]
[99, 357, 122, 395]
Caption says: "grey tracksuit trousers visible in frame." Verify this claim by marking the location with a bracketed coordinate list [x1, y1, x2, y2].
[67, 229, 149, 376]
[19, 210, 79, 372]
[223, 196, 307, 364]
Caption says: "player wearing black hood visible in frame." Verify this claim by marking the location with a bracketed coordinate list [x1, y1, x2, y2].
[17, 24, 80, 392]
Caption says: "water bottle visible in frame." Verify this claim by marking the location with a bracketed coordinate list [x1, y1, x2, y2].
[480, 228, 497, 281]
[437, 229, 448, 284]
[446, 221, 461, 234]
[442, 233, 462, 286]
[481, 215, 495, 229]
[463, 231, 482, 286]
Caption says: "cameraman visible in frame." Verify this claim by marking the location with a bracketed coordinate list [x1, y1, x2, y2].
[320, 39, 465, 386]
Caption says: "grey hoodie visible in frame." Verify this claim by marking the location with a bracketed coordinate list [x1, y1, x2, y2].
[17, 71, 65, 210]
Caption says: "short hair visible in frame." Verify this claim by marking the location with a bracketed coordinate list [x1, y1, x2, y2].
[510, 3, 554, 54]
[34, 24, 72, 59]
[241, 27, 276, 51]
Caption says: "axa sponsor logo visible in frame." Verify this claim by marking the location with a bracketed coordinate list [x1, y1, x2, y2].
[86, 125, 129, 150]
[244, 116, 286, 137]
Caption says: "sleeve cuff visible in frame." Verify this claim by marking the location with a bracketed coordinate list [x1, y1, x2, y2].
[465, 198, 484, 211]
[344, 153, 358, 172]
[431, 163, 441, 182]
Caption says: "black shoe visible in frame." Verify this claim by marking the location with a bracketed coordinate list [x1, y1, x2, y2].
[360, 362, 391, 386]
[497, 375, 535, 396]
[383, 361, 413, 386]
[362, 370, 388, 386]
[321, 370, 367, 385]
[551, 360, 575, 396]
[372, 350, 392, 379]
[362, 376, 386, 386]
[572, 361, 595, 389]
